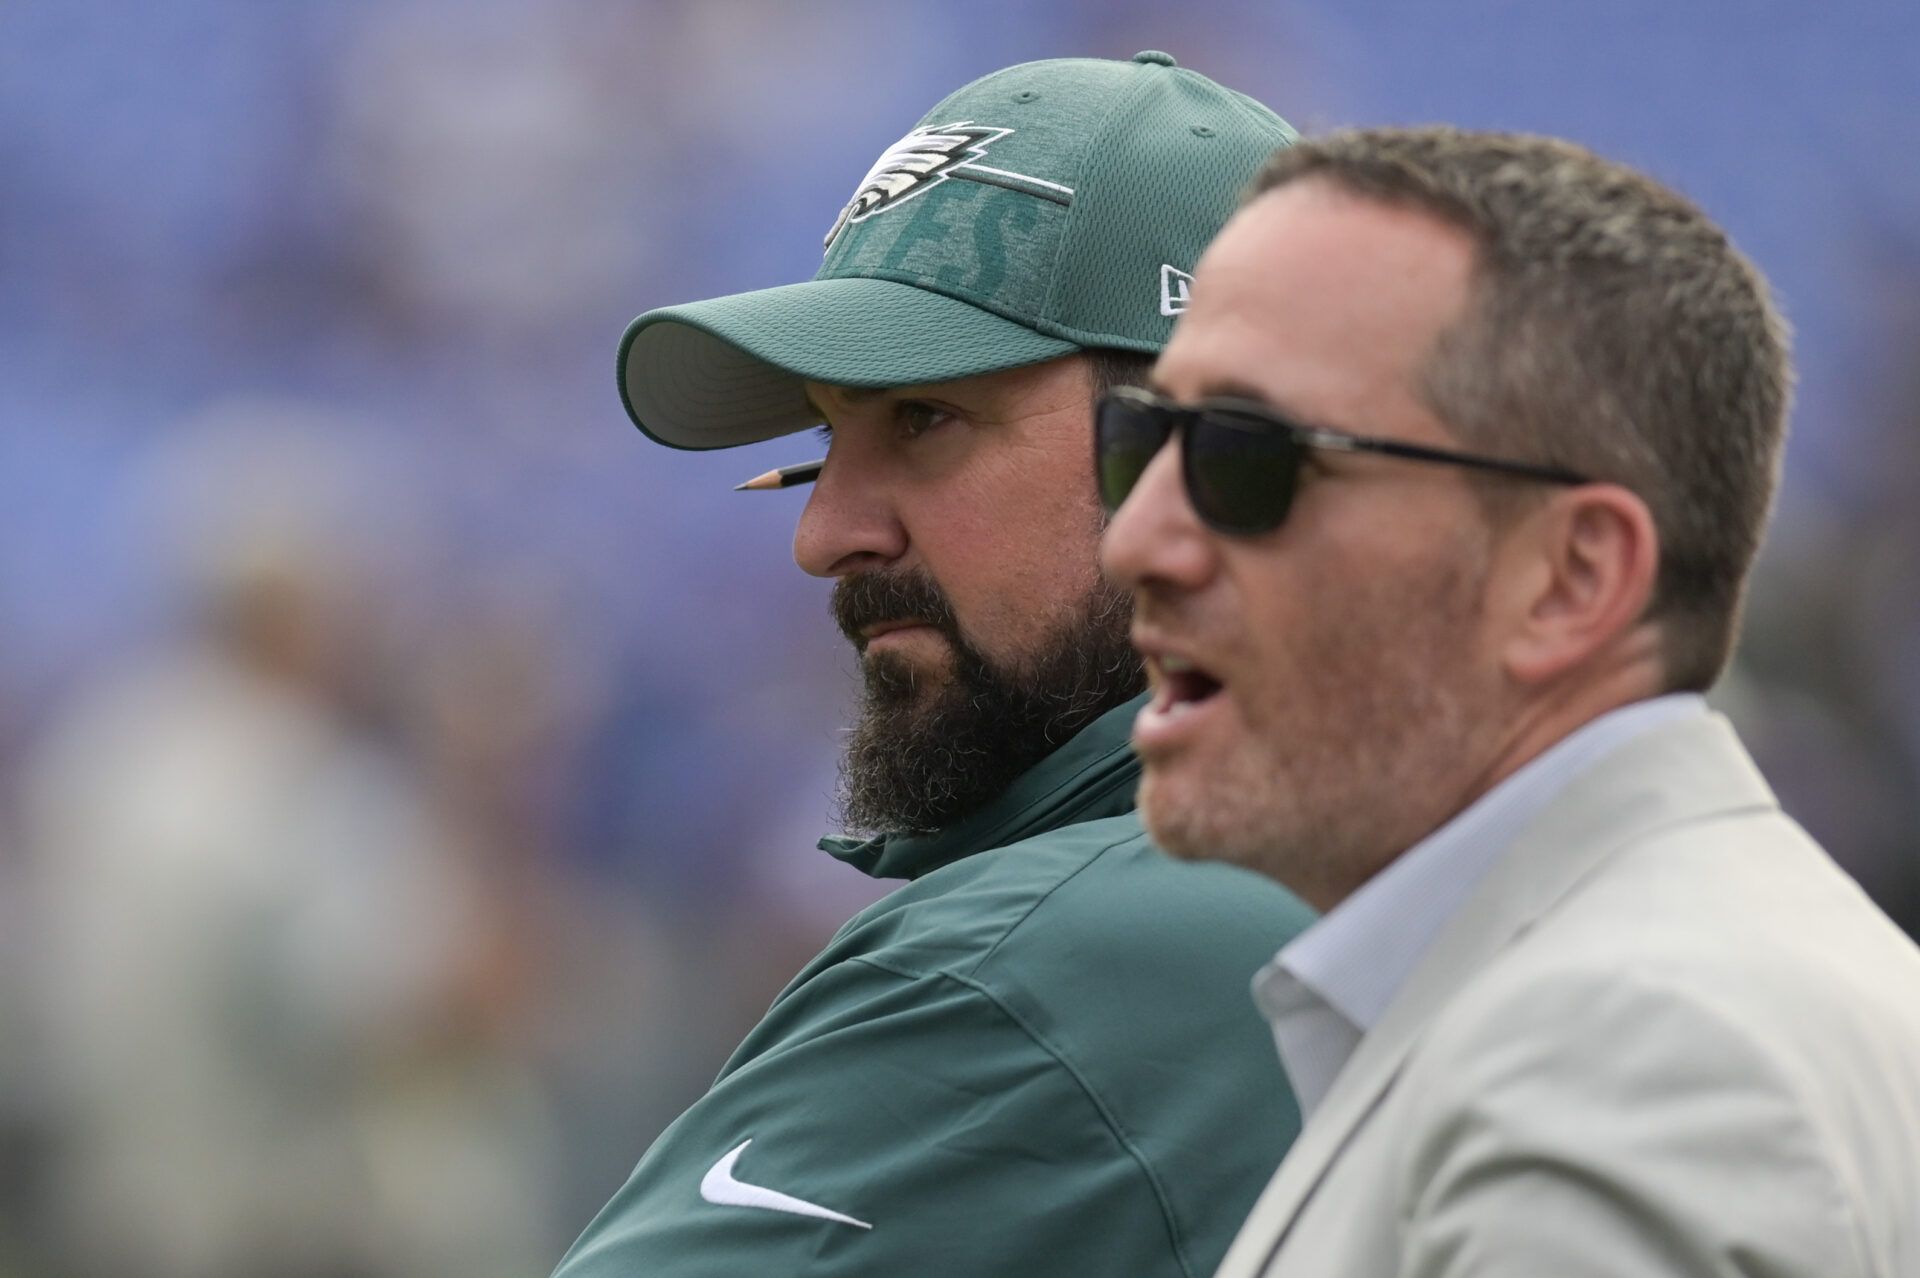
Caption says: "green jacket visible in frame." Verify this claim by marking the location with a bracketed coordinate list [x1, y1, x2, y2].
[553, 695, 1314, 1277]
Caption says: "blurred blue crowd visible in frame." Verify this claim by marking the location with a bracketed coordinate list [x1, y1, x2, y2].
[0, 1, 1915, 1274]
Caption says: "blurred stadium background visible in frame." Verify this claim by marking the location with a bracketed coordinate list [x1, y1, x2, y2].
[0, 1, 1915, 1274]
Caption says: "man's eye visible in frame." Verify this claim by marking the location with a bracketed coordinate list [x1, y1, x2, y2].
[814, 423, 834, 444]
[898, 402, 950, 440]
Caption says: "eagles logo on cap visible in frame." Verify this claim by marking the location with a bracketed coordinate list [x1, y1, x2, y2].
[823, 121, 1073, 252]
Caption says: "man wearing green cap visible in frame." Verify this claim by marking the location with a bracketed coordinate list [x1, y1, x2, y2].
[553, 54, 1314, 1278]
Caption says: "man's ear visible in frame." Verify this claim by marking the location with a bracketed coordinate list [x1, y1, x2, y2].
[1494, 484, 1660, 687]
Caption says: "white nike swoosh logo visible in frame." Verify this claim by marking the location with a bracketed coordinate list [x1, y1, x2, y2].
[699, 1139, 873, 1230]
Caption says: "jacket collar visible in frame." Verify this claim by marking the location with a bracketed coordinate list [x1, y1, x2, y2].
[819, 692, 1149, 881]
[1214, 711, 1780, 1278]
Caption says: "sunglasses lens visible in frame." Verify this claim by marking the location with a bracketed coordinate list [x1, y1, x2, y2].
[1095, 394, 1172, 514]
[1187, 414, 1301, 534]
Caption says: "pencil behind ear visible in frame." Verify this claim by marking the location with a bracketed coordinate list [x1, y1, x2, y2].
[737, 461, 824, 492]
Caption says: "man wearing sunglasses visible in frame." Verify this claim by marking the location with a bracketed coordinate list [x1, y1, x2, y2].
[1102, 126, 1920, 1277]
[552, 55, 1317, 1278]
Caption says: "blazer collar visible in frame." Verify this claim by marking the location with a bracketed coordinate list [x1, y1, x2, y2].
[1218, 711, 1779, 1276]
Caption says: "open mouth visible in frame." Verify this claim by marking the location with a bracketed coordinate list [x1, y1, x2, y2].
[1153, 654, 1224, 715]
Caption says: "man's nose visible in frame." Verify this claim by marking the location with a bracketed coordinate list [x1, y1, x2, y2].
[793, 449, 909, 578]
[1100, 439, 1217, 594]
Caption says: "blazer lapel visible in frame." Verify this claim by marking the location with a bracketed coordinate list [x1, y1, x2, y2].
[1215, 713, 1778, 1278]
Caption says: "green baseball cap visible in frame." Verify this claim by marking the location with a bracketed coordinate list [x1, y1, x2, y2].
[619, 51, 1297, 449]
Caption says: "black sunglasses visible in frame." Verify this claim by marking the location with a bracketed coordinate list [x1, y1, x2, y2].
[1095, 385, 1591, 535]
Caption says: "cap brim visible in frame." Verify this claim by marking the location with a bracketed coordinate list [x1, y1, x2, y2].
[618, 277, 1079, 449]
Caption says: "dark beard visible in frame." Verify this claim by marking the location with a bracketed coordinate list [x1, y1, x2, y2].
[831, 569, 1145, 836]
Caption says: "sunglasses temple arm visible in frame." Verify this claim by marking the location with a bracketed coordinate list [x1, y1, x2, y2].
[1345, 435, 1588, 486]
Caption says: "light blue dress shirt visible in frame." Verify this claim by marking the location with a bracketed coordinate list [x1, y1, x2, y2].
[1252, 694, 1710, 1118]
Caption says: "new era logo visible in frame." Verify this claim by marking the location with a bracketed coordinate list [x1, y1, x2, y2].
[1159, 264, 1193, 316]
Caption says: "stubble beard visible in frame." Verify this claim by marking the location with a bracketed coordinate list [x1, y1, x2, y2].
[1140, 554, 1502, 908]
[833, 569, 1145, 837]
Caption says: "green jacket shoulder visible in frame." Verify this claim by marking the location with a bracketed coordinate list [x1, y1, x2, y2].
[557, 812, 1312, 1278]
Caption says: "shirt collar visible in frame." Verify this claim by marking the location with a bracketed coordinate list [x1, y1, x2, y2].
[819, 691, 1148, 881]
[1255, 693, 1708, 1112]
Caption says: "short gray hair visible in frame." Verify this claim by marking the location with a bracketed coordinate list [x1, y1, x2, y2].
[1249, 127, 1791, 691]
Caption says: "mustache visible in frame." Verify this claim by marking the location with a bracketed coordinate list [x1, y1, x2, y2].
[831, 570, 962, 651]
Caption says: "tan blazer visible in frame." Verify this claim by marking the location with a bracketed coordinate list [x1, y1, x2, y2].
[1216, 713, 1920, 1278]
